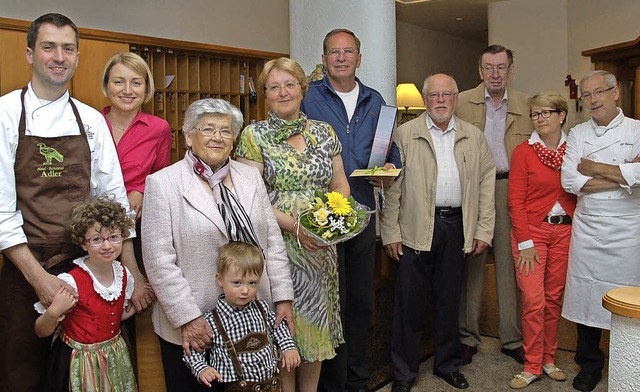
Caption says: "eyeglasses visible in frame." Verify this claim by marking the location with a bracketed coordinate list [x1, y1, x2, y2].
[196, 127, 234, 139]
[426, 91, 457, 101]
[85, 233, 123, 247]
[530, 109, 562, 120]
[480, 64, 511, 74]
[580, 86, 615, 101]
[265, 82, 300, 95]
[326, 48, 359, 58]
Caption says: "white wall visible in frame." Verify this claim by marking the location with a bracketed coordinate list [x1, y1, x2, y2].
[488, 0, 640, 126]
[0, 0, 290, 54]
[396, 20, 486, 93]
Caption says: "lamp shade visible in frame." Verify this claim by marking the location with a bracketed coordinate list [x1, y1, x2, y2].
[396, 83, 425, 109]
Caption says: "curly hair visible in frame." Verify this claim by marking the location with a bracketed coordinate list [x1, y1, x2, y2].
[68, 196, 135, 246]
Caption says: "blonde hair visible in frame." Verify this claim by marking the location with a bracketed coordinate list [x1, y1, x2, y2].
[258, 57, 308, 97]
[102, 52, 155, 103]
[217, 242, 264, 278]
[528, 92, 568, 125]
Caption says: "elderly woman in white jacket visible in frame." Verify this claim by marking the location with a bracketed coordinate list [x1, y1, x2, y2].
[142, 98, 294, 392]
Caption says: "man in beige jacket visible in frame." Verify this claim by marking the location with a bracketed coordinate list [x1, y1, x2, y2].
[381, 74, 495, 391]
[455, 44, 533, 365]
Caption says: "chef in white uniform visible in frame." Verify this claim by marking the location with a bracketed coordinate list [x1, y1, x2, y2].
[561, 69, 640, 392]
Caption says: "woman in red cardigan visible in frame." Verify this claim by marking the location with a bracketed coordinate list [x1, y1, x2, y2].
[507, 92, 577, 389]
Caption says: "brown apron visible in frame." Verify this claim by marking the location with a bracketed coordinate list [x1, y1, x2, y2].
[0, 87, 91, 392]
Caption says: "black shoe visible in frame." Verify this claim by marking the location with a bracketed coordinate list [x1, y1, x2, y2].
[501, 346, 525, 364]
[572, 369, 602, 391]
[460, 343, 478, 365]
[391, 380, 414, 392]
[433, 370, 469, 389]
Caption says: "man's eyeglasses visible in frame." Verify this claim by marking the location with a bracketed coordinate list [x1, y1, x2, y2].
[196, 127, 234, 139]
[326, 48, 359, 58]
[580, 86, 615, 101]
[85, 234, 123, 247]
[480, 64, 510, 74]
[426, 91, 457, 101]
[265, 82, 300, 95]
[530, 109, 562, 120]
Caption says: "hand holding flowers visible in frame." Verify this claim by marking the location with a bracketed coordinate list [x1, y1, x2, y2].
[296, 191, 372, 247]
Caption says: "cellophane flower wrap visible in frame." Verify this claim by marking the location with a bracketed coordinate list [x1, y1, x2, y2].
[297, 191, 372, 246]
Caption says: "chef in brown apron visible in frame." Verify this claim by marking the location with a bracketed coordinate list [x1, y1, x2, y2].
[0, 14, 153, 392]
[0, 88, 90, 391]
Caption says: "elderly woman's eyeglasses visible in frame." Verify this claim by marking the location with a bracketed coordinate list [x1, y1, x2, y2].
[196, 127, 234, 139]
[326, 48, 359, 58]
[480, 64, 510, 74]
[265, 82, 300, 95]
[530, 109, 561, 120]
[85, 234, 123, 247]
[580, 86, 614, 101]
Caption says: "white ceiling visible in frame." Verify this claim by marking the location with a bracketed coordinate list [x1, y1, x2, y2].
[396, 0, 506, 42]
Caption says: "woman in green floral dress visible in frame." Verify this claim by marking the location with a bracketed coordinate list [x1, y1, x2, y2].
[235, 57, 350, 392]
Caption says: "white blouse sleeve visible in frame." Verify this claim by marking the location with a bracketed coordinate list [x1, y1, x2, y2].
[33, 273, 78, 314]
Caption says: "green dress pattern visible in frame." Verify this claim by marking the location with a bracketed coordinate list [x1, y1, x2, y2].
[235, 112, 344, 361]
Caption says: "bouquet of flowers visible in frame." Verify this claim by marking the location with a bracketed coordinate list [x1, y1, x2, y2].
[296, 191, 372, 246]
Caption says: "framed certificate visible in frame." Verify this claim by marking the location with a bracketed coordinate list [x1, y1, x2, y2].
[367, 104, 398, 168]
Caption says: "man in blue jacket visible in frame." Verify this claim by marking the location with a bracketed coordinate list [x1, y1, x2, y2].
[301, 28, 400, 392]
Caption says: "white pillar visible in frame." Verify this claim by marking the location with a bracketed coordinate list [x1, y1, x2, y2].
[289, 0, 397, 105]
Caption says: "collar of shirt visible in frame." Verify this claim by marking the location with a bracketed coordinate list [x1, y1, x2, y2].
[426, 114, 457, 134]
[589, 107, 624, 136]
[101, 106, 150, 128]
[215, 294, 256, 317]
[27, 82, 70, 118]
[528, 130, 567, 146]
[484, 86, 508, 107]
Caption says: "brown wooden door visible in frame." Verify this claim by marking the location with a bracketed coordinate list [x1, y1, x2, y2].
[0, 29, 31, 95]
[70, 38, 128, 111]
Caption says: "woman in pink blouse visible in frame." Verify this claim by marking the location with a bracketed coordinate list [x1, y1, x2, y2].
[101, 52, 172, 220]
[100, 52, 172, 371]
[507, 92, 576, 389]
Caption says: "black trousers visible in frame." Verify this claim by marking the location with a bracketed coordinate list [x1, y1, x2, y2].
[158, 336, 222, 392]
[319, 216, 377, 391]
[391, 214, 465, 381]
[575, 323, 605, 373]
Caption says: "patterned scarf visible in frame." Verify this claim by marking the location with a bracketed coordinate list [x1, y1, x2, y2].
[532, 141, 567, 170]
[268, 110, 316, 146]
[187, 150, 261, 249]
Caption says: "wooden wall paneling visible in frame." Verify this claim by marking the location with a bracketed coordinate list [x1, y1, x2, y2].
[220, 59, 230, 93]
[211, 59, 220, 93]
[70, 39, 128, 111]
[0, 29, 31, 95]
[199, 58, 210, 92]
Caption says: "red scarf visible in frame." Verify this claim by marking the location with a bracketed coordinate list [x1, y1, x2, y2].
[532, 141, 566, 170]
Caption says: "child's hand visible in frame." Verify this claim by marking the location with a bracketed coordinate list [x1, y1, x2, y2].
[198, 367, 222, 387]
[46, 287, 77, 320]
[280, 349, 301, 372]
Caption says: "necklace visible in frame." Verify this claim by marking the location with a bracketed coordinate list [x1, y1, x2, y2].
[110, 122, 129, 131]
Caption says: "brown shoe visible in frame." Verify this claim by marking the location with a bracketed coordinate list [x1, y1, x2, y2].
[501, 346, 525, 364]
[543, 363, 566, 381]
[460, 344, 478, 365]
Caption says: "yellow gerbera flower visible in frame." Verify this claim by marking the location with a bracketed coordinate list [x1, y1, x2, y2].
[326, 191, 352, 216]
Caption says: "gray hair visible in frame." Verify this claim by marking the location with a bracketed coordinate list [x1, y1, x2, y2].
[182, 98, 244, 137]
[579, 70, 617, 92]
[422, 74, 459, 96]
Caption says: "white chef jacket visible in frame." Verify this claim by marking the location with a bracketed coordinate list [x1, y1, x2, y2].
[560, 108, 640, 329]
[0, 83, 134, 251]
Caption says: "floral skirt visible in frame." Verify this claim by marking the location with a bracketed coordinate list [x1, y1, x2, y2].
[42, 332, 137, 392]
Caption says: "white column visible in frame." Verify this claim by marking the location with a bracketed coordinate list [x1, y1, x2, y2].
[289, 0, 397, 105]
[604, 287, 640, 392]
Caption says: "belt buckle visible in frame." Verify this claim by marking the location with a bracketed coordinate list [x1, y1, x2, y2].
[438, 209, 450, 217]
[548, 215, 561, 224]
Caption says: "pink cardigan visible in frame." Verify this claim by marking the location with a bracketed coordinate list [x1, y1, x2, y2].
[508, 141, 577, 244]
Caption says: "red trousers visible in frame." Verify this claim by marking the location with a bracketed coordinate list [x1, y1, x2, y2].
[510, 222, 571, 374]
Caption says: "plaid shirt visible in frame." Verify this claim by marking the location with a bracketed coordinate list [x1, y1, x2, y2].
[183, 296, 297, 382]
